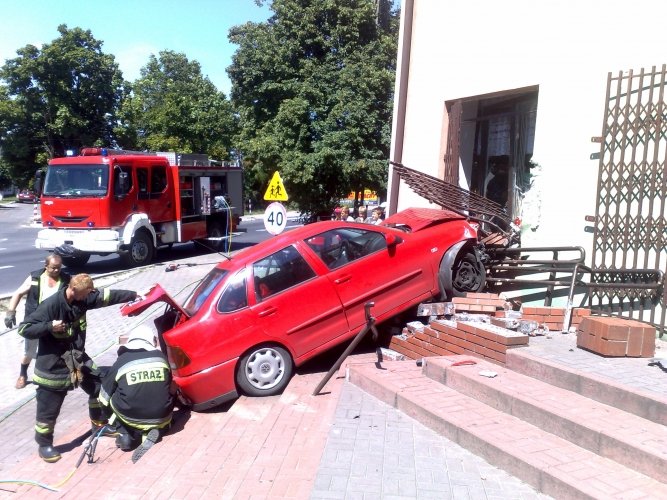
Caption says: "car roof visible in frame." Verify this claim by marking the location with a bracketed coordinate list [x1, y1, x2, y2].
[218, 220, 393, 270]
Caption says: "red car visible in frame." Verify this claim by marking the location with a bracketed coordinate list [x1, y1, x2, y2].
[18, 189, 37, 203]
[122, 208, 485, 410]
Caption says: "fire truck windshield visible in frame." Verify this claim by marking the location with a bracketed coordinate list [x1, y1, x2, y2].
[42, 165, 109, 198]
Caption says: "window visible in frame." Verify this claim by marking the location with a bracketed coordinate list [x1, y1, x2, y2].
[253, 246, 316, 301]
[137, 168, 148, 199]
[151, 165, 168, 194]
[113, 165, 133, 196]
[182, 268, 228, 315]
[306, 228, 387, 270]
[217, 270, 248, 313]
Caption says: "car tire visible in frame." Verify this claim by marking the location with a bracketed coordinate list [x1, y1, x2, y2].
[236, 345, 293, 397]
[121, 231, 154, 267]
[450, 249, 486, 297]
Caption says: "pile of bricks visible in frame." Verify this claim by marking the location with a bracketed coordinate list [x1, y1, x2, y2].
[452, 293, 508, 313]
[389, 318, 529, 365]
[576, 316, 656, 357]
[519, 306, 592, 332]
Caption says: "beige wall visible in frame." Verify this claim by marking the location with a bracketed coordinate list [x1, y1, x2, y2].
[390, 0, 667, 253]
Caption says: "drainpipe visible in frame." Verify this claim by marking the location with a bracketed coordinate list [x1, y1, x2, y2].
[387, 0, 414, 216]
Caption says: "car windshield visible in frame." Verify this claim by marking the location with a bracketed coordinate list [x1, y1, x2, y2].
[182, 267, 228, 316]
[42, 164, 109, 198]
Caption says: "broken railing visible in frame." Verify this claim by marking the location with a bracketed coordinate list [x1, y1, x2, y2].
[391, 162, 666, 336]
[485, 246, 665, 335]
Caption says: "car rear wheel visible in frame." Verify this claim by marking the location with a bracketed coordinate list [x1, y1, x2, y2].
[236, 346, 293, 397]
[451, 250, 486, 297]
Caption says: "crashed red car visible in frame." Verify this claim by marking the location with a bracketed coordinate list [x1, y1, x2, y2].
[121, 208, 485, 410]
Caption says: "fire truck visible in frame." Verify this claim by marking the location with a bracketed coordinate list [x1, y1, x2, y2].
[34, 148, 243, 267]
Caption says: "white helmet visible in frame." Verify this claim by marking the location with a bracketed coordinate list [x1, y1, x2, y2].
[125, 324, 156, 350]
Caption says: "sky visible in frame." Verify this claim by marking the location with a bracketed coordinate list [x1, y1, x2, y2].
[0, 0, 273, 95]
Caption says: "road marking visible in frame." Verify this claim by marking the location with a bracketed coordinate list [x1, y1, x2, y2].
[0, 265, 14, 270]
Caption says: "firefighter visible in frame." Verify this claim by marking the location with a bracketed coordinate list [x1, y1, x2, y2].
[18, 273, 138, 463]
[4, 253, 70, 389]
[99, 324, 173, 460]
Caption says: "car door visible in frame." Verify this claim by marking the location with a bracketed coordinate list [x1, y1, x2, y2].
[249, 244, 349, 360]
[305, 227, 434, 332]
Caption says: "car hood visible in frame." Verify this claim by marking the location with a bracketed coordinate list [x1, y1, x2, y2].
[120, 283, 190, 318]
[382, 207, 465, 232]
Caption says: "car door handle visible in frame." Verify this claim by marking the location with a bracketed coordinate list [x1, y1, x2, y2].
[258, 306, 277, 317]
[334, 274, 352, 284]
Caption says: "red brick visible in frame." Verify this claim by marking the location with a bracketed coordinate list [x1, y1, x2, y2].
[598, 339, 629, 357]
[388, 340, 419, 360]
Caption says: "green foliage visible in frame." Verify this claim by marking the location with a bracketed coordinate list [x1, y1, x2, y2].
[0, 25, 124, 184]
[118, 51, 237, 160]
[229, 0, 399, 213]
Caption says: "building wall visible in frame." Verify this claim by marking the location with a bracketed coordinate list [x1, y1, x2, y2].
[390, 0, 667, 255]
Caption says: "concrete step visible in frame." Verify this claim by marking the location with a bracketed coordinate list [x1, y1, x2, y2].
[348, 361, 667, 500]
[506, 348, 667, 426]
[423, 356, 667, 483]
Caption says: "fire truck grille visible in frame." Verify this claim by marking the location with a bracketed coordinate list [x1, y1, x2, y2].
[54, 216, 87, 223]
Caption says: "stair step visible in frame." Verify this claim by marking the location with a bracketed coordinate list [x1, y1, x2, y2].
[348, 361, 667, 500]
[423, 356, 667, 483]
[507, 348, 667, 426]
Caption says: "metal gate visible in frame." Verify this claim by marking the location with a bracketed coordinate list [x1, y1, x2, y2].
[590, 65, 667, 334]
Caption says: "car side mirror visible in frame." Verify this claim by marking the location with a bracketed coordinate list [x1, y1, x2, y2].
[385, 233, 402, 247]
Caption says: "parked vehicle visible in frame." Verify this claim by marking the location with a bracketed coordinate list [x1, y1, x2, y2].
[17, 189, 37, 203]
[121, 207, 486, 410]
[34, 148, 243, 267]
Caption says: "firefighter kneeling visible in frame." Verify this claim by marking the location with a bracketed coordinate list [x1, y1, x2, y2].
[99, 325, 174, 461]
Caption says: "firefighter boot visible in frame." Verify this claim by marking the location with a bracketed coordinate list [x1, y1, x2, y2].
[38, 445, 61, 463]
[35, 421, 60, 463]
[115, 433, 134, 451]
[131, 428, 159, 463]
[91, 419, 120, 438]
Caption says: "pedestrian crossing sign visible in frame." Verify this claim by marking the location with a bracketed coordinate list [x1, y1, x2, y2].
[263, 171, 289, 201]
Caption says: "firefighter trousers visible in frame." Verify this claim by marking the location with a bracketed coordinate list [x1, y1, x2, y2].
[34, 376, 105, 447]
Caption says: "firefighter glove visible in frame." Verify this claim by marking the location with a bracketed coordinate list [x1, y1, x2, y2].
[4, 311, 16, 329]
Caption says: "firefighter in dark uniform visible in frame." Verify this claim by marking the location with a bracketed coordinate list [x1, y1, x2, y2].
[18, 273, 138, 463]
[99, 324, 173, 461]
[4, 253, 71, 389]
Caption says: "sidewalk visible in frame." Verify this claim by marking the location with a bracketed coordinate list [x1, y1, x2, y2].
[0, 252, 551, 499]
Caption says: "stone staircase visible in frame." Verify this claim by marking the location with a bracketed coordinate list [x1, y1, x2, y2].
[347, 353, 667, 499]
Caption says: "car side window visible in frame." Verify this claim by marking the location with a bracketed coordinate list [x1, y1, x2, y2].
[253, 245, 316, 301]
[217, 271, 248, 313]
[306, 228, 387, 270]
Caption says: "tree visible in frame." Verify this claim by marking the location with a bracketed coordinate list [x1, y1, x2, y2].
[0, 25, 124, 184]
[119, 51, 237, 159]
[228, 0, 399, 213]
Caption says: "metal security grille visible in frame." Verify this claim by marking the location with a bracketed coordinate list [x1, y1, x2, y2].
[591, 65, 667, 332]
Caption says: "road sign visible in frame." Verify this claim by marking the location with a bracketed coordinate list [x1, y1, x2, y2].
[263, 171, 289, 201]
[263, 202, 287, 235]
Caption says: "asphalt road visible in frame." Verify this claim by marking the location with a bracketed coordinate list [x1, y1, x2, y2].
[0, 202, 303, 297]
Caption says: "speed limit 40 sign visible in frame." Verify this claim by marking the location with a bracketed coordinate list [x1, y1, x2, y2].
[263, 202, 287, 235]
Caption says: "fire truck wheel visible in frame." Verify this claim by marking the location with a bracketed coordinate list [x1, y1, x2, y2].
[122, 231, 154, 267]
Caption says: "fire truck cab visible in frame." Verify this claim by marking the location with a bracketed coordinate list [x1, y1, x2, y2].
[35, 148, 243, 267]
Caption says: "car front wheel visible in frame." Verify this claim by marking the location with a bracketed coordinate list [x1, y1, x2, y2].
[451, 250, 486, 297]
[236, 345, 293, 397]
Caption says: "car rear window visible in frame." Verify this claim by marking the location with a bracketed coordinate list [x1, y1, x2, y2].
[182, 268, 228, 315]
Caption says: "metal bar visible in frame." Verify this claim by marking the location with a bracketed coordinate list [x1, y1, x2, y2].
[313, 302, 379, 396]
